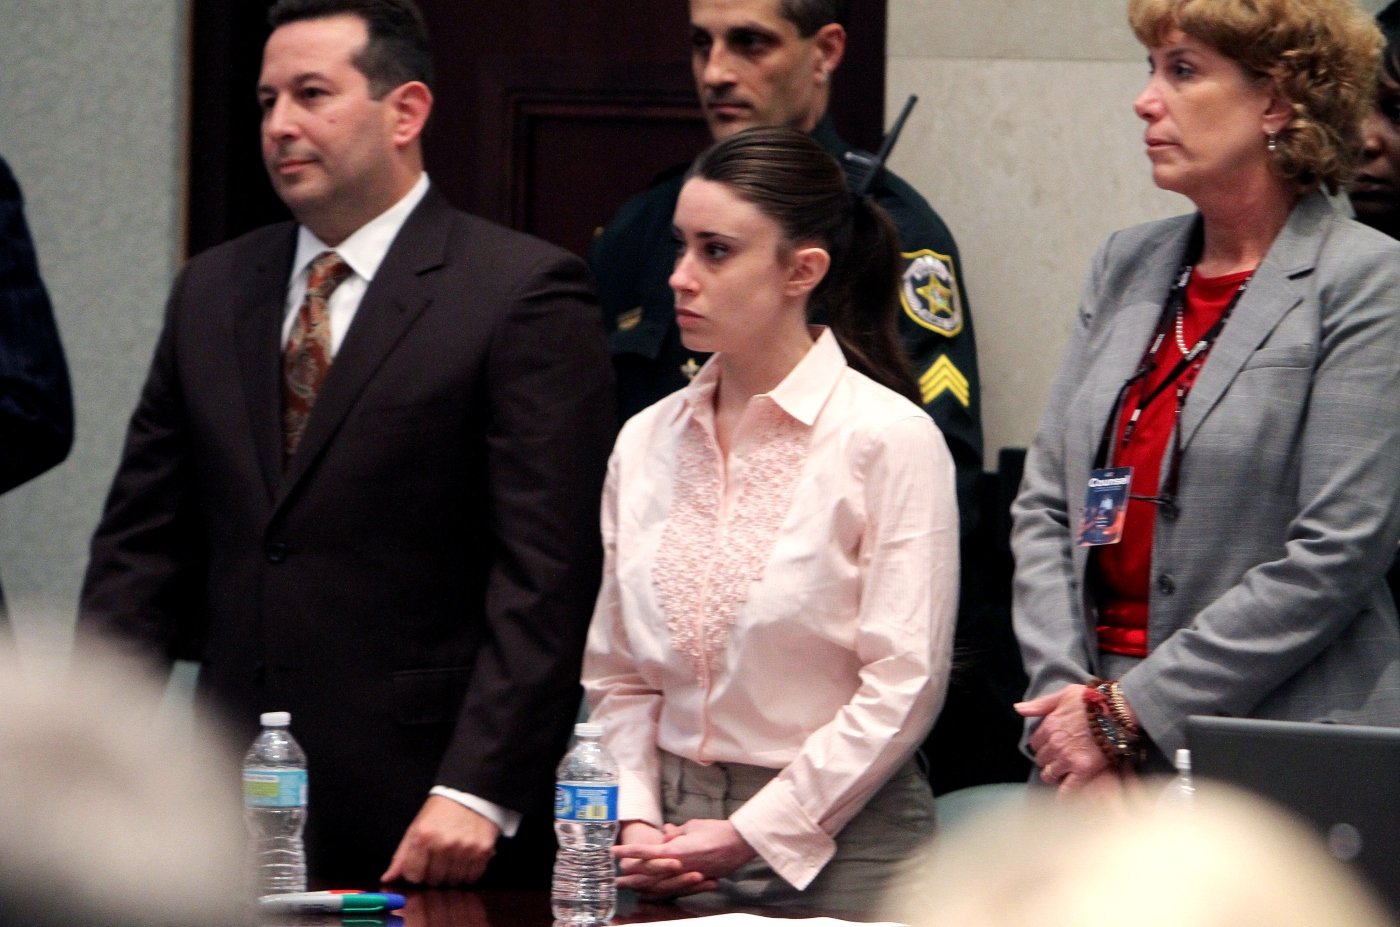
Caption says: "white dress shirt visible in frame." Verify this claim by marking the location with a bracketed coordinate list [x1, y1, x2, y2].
[281, 171, 519, 838]
[281, 173, 429, 353]
[583, 329, 957, 889]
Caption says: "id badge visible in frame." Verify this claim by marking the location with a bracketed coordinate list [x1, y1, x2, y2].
[1077, 467, 1132, 547]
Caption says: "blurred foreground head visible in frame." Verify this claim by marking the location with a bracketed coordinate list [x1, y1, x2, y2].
[886, 786, 1396, 927]
[0, 641, 246, 927]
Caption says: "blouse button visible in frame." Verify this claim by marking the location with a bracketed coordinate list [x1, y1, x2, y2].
[1156, 573, 1176, 595]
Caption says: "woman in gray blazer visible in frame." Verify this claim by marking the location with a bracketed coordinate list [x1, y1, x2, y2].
[1013, 0, 1400, 795]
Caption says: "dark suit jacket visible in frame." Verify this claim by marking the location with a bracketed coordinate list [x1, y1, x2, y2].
[79, 188, 615, 881]
[0, 155, 73, 623]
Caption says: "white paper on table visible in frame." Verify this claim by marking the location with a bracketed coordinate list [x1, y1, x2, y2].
[631, 915, 908, 927]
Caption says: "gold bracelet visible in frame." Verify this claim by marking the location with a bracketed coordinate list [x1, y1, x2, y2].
[1098, 680, 1139, 735]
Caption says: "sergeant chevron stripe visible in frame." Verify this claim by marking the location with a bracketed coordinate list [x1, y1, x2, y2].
[919, 356, 970, 407]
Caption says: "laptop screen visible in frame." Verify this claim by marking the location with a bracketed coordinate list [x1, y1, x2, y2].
[1186, 715, 1400, 915]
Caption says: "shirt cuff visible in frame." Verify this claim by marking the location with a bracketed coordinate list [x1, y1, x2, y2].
[729, 778, 836, 890]
[617, 767, 663, 827]
[429, 786, 522, 838]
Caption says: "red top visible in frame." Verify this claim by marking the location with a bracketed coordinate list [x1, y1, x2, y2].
[1095, 268, 1251, 656]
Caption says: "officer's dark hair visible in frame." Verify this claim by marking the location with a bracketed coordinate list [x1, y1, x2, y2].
[780, 0, 847, 37]
[268, 0, 433, 97]
[687, 126, 917, 404]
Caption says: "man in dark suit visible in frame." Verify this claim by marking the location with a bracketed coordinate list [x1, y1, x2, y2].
[78, 0, 613, 887]
[0, 154, 74, 626]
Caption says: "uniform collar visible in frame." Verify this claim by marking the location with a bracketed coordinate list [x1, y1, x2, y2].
[809, 115, 850, 160]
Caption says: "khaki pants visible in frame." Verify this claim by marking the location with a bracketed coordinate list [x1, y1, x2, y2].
[660, 751, 936, 917]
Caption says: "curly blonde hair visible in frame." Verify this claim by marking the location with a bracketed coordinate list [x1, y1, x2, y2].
[1128, 0, 1383, 193]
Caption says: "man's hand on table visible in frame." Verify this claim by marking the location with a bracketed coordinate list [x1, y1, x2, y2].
[382, 795, 500, 886]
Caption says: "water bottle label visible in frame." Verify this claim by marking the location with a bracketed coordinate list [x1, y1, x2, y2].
[244, 768, 307, 808]
[555, 781, 618, 822]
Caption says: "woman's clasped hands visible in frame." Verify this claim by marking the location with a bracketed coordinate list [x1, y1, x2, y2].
[1017, 684, 1128, 797]
[612, 819, 757, 900]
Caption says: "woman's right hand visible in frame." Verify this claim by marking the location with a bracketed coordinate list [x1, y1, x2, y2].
[613, 820, 718, 900]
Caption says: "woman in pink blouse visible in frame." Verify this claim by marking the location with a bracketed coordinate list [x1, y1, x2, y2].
[581, 127, 958, 915]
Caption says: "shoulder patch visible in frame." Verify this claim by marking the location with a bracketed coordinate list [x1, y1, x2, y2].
[900, 249, 963, 337]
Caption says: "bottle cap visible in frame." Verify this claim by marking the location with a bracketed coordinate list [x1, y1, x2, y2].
[261, 711, 291, 727]
[575, 722, 603, 738]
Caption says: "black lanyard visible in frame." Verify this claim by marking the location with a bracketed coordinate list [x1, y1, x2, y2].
[1091, 254, 1251, 512]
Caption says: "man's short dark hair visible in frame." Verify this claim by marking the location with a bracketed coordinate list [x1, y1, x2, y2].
[779, 0, 847, 37]
[268, 0, 433, 97]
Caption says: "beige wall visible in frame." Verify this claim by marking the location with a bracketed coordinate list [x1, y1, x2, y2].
[885, 0, 1388, 468]
[886, 1, 1181, 467]
[0, 0, 186, 649]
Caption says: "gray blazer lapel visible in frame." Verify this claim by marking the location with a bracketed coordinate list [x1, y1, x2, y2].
[234, 226, 298, 502]
[1067, 221, 1194, 585]
[1083, 220, 1196, 469]
[1179, 193, 1326, 448]
[1083, 293, 1171, 464]
[277, 192, 450, 499]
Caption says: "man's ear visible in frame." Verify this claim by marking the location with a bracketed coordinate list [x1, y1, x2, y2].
[387, 81, 433, 147]
[812, 23, 845, 82]
[785, 245, 831, 298]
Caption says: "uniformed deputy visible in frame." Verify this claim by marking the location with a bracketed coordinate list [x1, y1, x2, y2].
[589, 0, 983, 540]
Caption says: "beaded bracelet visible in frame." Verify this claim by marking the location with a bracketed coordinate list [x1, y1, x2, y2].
[1082, 685, 1121, 766]
[1082, 679, 1145, 766]
[1098, 680, 1139, 736]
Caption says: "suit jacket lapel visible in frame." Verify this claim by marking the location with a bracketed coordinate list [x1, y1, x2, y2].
[1179, 193, 1324, 448]
[234, 226, 298, 503]
[1068, 219, 1193, 587]
[1083, 219, 1196, 470]
[1084, 293, 1171, 466]
[276, 189, 451, 499]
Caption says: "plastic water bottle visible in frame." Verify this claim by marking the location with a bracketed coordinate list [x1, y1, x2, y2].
[552, 722, 619, 925]
[1159, 747, 1195, 810]
[243, 711, 308, 894]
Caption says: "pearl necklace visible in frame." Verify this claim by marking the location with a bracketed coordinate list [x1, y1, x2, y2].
[1176, 273, 1252, 357]
[1174, 307, 1195, 356]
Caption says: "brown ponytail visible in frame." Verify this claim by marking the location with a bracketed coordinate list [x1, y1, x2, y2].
[687, 127, 918, 403]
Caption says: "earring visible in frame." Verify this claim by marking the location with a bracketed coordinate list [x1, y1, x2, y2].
[1266, 132, 1278, 153]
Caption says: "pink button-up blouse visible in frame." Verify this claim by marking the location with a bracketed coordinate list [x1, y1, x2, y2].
[582, 329, 958, 890]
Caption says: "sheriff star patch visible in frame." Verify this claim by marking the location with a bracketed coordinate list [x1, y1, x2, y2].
[900, 249, 963, 337]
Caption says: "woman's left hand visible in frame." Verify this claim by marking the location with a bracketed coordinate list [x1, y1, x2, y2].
[613, 820, 716, 900]
[1016, 684, 1112, 794]
[614, 819, 756, 884]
